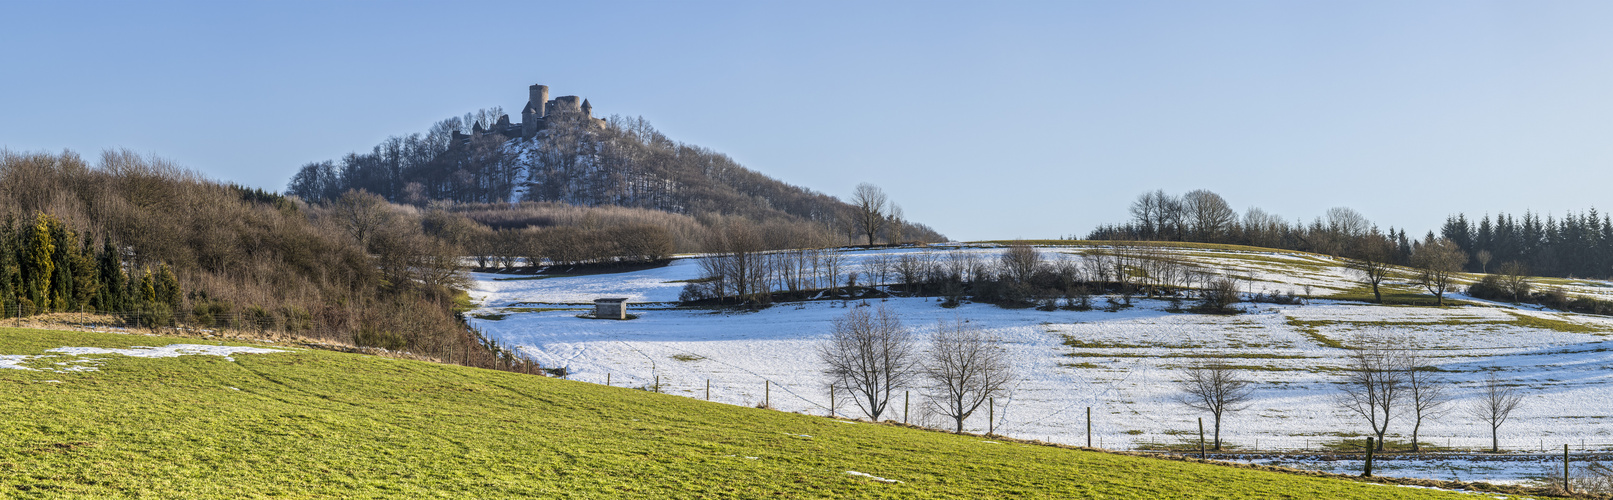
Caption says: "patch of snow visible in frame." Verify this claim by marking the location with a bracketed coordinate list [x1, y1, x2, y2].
[846, 471, 901, 483]
[0, 355, 32, 370]
[0, 344, 286, 373]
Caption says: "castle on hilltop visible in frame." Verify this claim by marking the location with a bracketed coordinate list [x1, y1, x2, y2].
[460, 84, 607, 144]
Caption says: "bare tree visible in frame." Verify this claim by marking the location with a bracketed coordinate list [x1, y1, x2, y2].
[1403, 351, 1450, 452]
[818, 305, 917, 421]
[1497, 261, 1532, 303]
[1412, 238, 1468, 306]
[1174, 359, 1255, 450]
[999, 243, 1043, 284]
[1183, 189, 1237, 242]
[851, 183, 889, 246]
[1474, 250, 1493, 274]
[1346, 234, 1397, 303]
[925, 318, 1014, 433]
[1469, 374, 1524, 453]
[1337, 333, 1407, 451]
[887, 203, 906, 245]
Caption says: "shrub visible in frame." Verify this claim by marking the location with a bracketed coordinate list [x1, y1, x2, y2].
[354, 328, 406, 351]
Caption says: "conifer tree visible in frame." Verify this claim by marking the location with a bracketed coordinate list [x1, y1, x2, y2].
[140, 267, 157, 305]
[25, 213, 55, 312]
[95, 240, 127, 312]
[156, 263, 181, 313]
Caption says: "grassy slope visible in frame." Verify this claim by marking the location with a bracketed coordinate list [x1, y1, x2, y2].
[0, 328, 1480, 499]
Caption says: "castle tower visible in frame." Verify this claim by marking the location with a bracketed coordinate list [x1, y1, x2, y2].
[581, 99, 593, 117]
[522, 84, 551, 138]
[529, 85, 549, 119]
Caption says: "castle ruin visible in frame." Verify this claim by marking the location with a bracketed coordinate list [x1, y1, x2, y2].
[457, 84, 607, 145]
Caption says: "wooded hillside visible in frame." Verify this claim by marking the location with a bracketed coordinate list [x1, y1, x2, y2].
[286, 110, 944, 247]
[0, 149, 519, 370]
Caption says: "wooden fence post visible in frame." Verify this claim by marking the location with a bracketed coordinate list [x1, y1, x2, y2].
[654, 375, 660, 393]
[1566, 443, 1572, 493]
[705, 379, 710, 401]
[988, 398, 994, 435]
[765, 380, 770, 409]
[1087, 407, 1092, 448]
[606, 373, 611, 386]
[1198, 417, 1205, 459]
[903, 391, 909, 425]
[830, 385, 836, 418]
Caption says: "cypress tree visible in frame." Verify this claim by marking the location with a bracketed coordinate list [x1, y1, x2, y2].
[25, 213, 55, 313]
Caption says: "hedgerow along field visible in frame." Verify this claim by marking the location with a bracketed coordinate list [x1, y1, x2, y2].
[0, 328, 1489, 499]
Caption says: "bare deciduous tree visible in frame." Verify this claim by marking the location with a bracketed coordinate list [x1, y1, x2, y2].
[1174, 359, 1255, 450]
[925, 318, 1014, 434]
[1403, 351, 1450, 452]
[1346, 234, 1397, 303]
[1469, 374, 1524, 453]
[1183, 189, 1237, 242]
[1337, 333, 1407, 451]
[851, 183, 889, 246]
[1474, 250, 1493, 274]
[1412, 237, 1467, 306]
[998, 243, 1042, 284]
[1497, 261, 1532, 303]
[818, 304, 917, 421]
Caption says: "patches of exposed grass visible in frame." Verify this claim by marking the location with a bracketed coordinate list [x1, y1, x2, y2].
[470, 313, 508, 321]
[0, 328, 1477, 499]
[451, 290, 476, 313]
[1325, 286, 1463, 307]
[671, 354, 705, 362]
[1060, 334, 1203, 350]
[1060, 362, 1103, 369]
[1501, 310, 1606, 334]
[664, 277, 719, 284]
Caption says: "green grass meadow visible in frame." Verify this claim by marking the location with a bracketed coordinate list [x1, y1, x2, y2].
[0, 328, 1488, 498]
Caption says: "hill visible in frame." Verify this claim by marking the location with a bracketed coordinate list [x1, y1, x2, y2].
[0, 326, 1489, 498]
[286, 84, 943, 247]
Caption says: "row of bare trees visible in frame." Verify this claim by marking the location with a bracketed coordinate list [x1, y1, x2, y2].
[817, 305, 1014, 433]
[1179, 333, 1525, 453]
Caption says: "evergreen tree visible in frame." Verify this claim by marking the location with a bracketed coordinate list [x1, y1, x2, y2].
[139, 267, 157, 305]
[156, 263, 181, 313]
[95, 240, 127, 312]
[25, 213, 55, 312]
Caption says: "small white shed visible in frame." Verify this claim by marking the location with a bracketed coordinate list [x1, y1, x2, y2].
[593, 298, 629, 319]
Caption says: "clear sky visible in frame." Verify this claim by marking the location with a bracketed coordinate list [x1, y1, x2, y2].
[3, 1, 1611, 241]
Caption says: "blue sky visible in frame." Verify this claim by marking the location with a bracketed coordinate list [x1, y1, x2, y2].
[3, 1, 1611, 241]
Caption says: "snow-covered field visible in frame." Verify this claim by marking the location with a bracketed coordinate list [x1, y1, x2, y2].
[466, 244, 1613, 484]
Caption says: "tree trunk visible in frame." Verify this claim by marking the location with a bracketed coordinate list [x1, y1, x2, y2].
[1375, 429, 1387, 451]
[1492, 426, 1499, 453]
[1212, 414, 1222, 451]
[955, 415, 965, 434]
[1371, 282, 1382, 303]
[1411, 420, 1421, 452]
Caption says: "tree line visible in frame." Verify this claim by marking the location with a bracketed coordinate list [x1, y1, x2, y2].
[1438, 211, 1613, 279]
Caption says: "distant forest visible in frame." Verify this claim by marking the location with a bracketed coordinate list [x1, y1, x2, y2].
[1089, 189, 1612, 280]
[286, 109, 943, 252]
